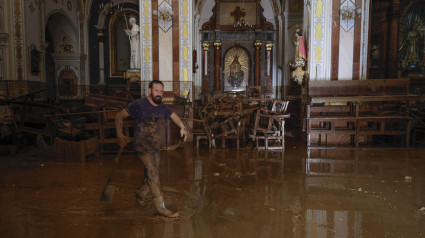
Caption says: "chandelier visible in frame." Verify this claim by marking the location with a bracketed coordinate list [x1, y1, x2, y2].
[234, 16, 252, 31]
[98, 1, 123, 15]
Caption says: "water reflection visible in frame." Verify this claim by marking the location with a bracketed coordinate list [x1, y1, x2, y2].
[303, 147, 425, 238]
[0, 146, 425, 237]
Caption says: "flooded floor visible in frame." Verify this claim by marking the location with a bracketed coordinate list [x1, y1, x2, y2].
[1, 136, 425, 238]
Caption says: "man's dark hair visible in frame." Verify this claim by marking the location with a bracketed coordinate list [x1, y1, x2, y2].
[149, 80, 164, 89]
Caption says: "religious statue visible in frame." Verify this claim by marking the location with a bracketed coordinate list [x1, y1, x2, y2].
[290, 27, 307, 85]
[400, 20, 425, 67]
[405, 24, 422, 64]
[293, 28, 307, 61]
[370, 43, 380, 68]
[227, 55, 244, 87]
[124, 16, 140, 70]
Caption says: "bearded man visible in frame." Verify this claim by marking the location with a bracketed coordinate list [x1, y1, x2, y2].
[115, 80, 187, 217]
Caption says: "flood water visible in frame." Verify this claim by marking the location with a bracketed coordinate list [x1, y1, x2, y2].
[1, 137, 425, 237]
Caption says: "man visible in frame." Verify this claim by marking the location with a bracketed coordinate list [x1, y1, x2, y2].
[115, 80, 187, 218]
[124, 16, 140, 69]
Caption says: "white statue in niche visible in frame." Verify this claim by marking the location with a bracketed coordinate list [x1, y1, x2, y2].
[124, 16, 140, 70]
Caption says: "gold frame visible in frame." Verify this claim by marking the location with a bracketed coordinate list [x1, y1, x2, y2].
[223, 46, 250, 92]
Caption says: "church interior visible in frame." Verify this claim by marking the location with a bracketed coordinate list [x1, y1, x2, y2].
[1, 0, 425, 237]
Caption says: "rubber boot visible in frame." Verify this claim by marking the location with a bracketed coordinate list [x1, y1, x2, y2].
[135, 186, 150, 205]
[153, 196, 179, 218]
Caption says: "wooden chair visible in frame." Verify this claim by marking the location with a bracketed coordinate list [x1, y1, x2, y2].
[56, 116, 87, 141]
[250, 100, 290, 150]
[217, 116, 240, 149]
[193, 118, 212, 147]
[246, 86, 262, 100]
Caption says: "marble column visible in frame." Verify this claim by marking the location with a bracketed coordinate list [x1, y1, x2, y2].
[202, 42, 210, 93]
[254, 41, 262, 86]
[214, 41, 221, 92]
[95, 27, 105, 85]
[265, 42, 273, 94]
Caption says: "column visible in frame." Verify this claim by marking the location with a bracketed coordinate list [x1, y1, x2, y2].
[81, 13, 90, 87]
[202, 42, 210, 93]
[214, 41, 221, 92]
[39, 41, 49, 83]
[95, 27, 105, 85]
[265, 42, 273, 94]
[254, 41, 262, 86]
[38, 0, 46, 82]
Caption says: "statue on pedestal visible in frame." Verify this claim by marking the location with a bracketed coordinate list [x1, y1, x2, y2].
[124, 16, 140, 70]
[290, 27, 307, 85]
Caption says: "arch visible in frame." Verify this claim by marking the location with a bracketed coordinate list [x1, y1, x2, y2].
[109, 8, 138, 77]
[45, 11, 78, 54]
[87, 0, 139, 84]
[44, 11, 78, 98]
[401, 0, 425, 18]
[85, 0, 139, 28]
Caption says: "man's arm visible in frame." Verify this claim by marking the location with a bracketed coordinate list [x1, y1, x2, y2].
[115, 109, 130, 148]
[170, 112, 188, 141]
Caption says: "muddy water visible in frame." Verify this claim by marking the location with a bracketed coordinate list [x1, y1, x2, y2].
[0, 141, 425, 237]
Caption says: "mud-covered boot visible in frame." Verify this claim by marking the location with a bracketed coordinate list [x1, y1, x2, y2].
[153, 196, 179, 218]
[135, 186, 150, 205]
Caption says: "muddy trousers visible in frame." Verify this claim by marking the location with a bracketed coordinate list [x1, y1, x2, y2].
[137, 152, 161, 199]
[136, 152, 179, 217]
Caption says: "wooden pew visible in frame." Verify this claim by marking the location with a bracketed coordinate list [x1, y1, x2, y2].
[306, 79, 418, 147]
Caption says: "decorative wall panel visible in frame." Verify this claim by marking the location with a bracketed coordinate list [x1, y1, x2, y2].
[140, 0, 152, 96]
[179, 0, 192, 99]
[309, 0, 332, 81]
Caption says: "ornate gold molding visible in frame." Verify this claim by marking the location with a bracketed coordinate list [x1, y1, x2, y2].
[202, 42, 210, 51]
[254, 42, 262, 49]
[214, 42, 222, 49]
[266, 43, 273, 51]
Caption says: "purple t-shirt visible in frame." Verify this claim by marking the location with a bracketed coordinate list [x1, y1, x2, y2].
[125, 97, 172, 153]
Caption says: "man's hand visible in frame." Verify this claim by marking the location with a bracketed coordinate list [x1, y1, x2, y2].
[115, 109, 130, 148]
[170, 112, 189, 142]
[180, 127, 188, 142]
[118, 136, 129, 148]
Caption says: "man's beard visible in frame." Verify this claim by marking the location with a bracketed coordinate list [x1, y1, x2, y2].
[151, 94, 162, 104]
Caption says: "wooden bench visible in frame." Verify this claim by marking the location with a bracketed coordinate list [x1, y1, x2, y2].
[307, 79, 418, 147]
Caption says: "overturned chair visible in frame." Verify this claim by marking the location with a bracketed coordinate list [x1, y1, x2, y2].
[250, 100, 290, 150]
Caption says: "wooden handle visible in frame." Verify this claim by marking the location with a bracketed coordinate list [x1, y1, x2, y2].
[115, 147, 124, 164]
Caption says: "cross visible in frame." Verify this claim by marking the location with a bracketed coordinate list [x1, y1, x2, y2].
[230, 6, 246, 22]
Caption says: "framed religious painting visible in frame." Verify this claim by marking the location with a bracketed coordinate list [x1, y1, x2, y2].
[223, 46, 251, 92]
